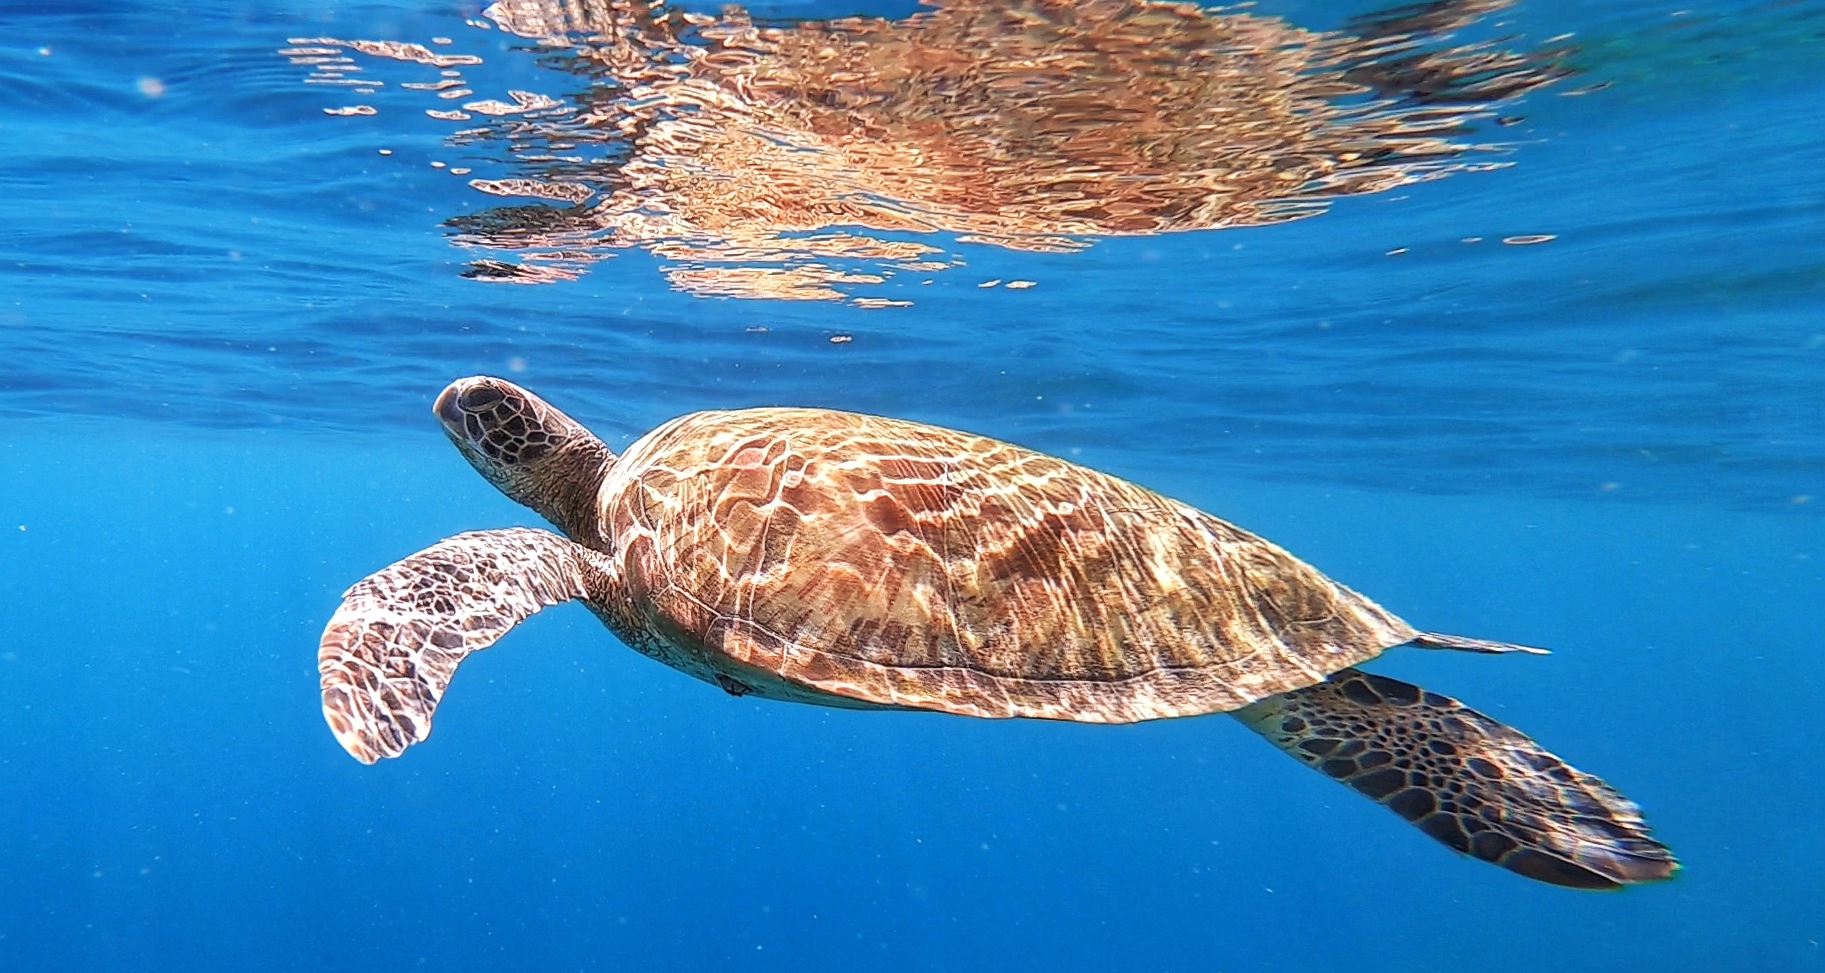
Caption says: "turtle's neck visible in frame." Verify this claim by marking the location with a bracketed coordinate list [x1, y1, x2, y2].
[528, 435, 617, 548]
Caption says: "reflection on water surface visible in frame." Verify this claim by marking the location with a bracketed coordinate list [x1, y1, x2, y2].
[289, 0, 1570, 302]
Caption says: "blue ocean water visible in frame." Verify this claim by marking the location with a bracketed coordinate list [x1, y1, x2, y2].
[2, 0, 1822, 969]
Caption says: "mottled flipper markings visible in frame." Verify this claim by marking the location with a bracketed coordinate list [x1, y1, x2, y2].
[319, 527, 610, 764]
[1235, 669, 1677, 889]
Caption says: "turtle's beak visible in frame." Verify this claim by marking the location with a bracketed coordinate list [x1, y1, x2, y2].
[433, 381, 466, 433]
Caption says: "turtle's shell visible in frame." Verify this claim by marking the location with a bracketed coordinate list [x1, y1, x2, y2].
[594, 408, 1417, 721]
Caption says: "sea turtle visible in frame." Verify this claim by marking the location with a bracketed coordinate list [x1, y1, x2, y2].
[320, 376, 1677, 889]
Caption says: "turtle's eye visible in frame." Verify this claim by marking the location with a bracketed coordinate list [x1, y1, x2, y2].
[458, 386, 505, 411]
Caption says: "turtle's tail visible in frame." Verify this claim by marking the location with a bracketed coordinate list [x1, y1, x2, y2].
[1232, 668, 1678, 889]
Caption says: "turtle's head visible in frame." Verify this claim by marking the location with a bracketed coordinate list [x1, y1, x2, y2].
[434, 376, 614, 540]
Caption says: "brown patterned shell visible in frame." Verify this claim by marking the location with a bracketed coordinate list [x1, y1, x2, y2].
[593, 408, 1419, 722]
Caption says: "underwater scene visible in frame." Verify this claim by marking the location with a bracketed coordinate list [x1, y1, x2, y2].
[2, 0, 1822, 968]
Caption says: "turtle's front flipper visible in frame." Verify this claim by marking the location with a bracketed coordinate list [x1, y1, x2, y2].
[318, 527, 610, 764]
[1233, 669, 1677, 889]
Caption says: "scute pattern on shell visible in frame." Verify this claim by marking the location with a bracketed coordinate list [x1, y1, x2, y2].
[594, 408, 1419, 721]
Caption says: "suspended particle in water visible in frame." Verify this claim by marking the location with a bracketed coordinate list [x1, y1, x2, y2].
[1503, 234, 1556, 245]
[137, 76, 165, 97]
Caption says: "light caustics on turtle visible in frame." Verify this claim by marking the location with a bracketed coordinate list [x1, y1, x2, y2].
[290, 0, 1571, 303]
[320, 376, 1678, 890]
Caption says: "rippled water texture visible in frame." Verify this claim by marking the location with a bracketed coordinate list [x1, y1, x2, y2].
[2, 0, 1822, 509]
[292, 0, 1574, 300]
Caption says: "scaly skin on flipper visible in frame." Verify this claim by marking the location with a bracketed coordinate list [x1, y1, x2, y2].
[1235, 669, 1678, 888]
[318, 527, 613, 763]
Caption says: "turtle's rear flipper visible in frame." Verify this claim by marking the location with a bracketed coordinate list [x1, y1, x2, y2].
[1233, 669, 1678, 889]
[318, 527, 609, 764]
